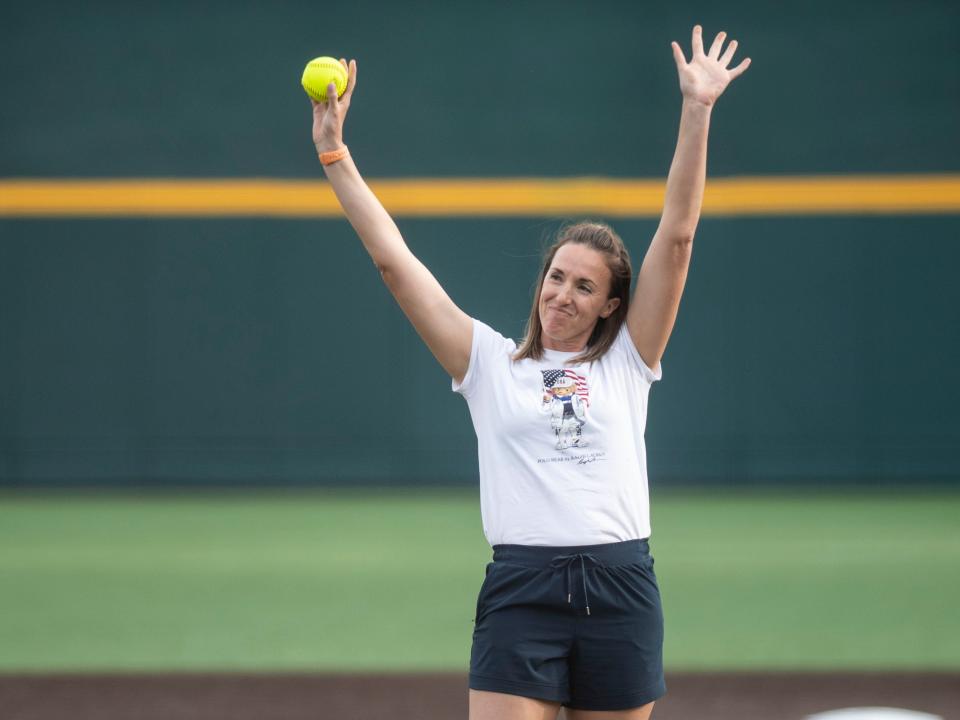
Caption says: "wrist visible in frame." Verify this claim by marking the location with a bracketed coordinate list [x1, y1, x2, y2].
[319, 145, 349, 167]
[682, 96, 714, 113]
[314, 138, 344, 154]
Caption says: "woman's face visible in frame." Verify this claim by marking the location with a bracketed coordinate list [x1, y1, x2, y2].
[539, 243, 620, 352]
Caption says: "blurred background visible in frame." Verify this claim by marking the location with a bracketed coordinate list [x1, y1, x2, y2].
[1, 0, 958, 705]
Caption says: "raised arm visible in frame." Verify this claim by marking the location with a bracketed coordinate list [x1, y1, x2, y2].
[312, 59, 473, 383]
[626, 26, 750, 371]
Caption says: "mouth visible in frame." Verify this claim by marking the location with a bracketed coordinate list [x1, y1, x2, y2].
[546, 306, 573, 317]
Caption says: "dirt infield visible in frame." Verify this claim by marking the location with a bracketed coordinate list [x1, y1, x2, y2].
[1, 672, 957, 719]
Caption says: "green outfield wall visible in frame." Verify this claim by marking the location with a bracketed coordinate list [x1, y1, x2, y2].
[1, 1, 958, 486]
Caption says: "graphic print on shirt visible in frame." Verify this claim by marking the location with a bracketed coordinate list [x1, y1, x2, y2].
[541, 369, 590, 450]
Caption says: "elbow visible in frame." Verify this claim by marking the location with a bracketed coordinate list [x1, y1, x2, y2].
[657, 223, 696, 246]
[658, 231, 694, 249]
[375, 259, 392, 284]
[371, 241, 407, 284]
[376, 260, 400, 294]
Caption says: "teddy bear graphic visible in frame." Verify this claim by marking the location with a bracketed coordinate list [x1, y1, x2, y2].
[541, 369, 589, 450]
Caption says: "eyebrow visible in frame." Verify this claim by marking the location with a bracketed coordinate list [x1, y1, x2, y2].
[550, 267, 598, 288]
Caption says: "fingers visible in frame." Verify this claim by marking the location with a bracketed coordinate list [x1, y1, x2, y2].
[326, 80, 338, 103]
[670, 41, 686, 69]
[689, 25, 748, 76]
[346, 58, 357, 99]
[708, 30, 726, 59]
[338, 57, 349, 105]
[718, 39, 738, 68]
[728, 57, 752, 79]
[333, 57, 357, 105]
[691, 24, 704, 56]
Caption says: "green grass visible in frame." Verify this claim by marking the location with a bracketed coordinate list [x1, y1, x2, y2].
[0, 489, 958, 671]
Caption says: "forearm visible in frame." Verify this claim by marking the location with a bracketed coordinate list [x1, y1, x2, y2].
[322, 153, 411, 272]
[321, 150, 459, 326]
[322, 150, 471, 379]
[657, 99, 713, 243]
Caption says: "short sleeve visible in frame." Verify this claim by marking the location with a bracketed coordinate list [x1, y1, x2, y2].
[452, 319, 515, 398]
[612, 323, 663, 384]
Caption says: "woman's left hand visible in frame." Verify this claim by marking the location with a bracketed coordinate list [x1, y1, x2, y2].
[671, 25, 750, 107]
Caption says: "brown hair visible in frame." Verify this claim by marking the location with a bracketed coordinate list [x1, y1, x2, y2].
[513, 221, 632, 365]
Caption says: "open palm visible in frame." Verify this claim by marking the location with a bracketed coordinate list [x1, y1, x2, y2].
[672, 25, 750, 107]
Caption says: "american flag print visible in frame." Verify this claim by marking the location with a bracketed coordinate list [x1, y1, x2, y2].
[541, 369, 590, 407]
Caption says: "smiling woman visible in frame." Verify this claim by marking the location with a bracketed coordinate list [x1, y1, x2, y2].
[514, 222, 633, 364]
[309, 24, 750, 720]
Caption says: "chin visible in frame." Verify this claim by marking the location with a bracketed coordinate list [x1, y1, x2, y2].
[541, 319, 566, 338]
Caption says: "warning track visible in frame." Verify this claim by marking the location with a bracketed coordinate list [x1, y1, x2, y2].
[0, 671, 957, 720]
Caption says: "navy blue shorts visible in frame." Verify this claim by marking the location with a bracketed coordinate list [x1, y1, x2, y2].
[469, 538, 666, 711]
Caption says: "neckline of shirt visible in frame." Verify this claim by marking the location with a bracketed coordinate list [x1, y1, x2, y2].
[541, 347, 583, 364]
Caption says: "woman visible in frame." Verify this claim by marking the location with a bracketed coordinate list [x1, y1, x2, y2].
[311, 25, 749, 720]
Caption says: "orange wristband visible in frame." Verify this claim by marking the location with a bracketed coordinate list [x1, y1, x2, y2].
[319, 146, 349, 166]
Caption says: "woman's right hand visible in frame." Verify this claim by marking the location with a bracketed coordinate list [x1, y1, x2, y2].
[312, 58, 357, 154]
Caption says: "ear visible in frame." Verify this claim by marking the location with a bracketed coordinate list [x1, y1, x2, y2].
[600, 297, 621, 319]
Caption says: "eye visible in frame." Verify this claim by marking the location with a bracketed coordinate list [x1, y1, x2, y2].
[549, 271, 562, 281]
[578, 284, 593, 294]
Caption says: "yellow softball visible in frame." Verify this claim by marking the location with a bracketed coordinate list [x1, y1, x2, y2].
[301, 56, 348, 102]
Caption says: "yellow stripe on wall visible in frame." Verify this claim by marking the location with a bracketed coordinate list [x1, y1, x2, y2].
[1, 175, 959, 218]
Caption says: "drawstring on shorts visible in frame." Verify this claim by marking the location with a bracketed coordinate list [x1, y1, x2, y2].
[490, 538, 650, 620]
[549, 552, 600, 616]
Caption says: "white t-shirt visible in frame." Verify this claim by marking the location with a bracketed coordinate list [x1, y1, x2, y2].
[453, 318, 662, 547]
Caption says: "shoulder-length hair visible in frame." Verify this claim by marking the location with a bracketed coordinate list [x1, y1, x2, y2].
[513, 221, 633, 365]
